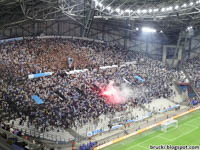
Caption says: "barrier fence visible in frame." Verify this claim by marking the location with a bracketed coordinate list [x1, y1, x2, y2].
[0, 127, 41, 150]
[87, 112, 151, 137]
[87, 104, 179, 138]
[17, 128, 75, 144]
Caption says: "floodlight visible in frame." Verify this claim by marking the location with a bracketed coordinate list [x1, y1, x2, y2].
[116, 8, 120, 13]
[137, 9, 141, 14]
[142, 9, 147, 14]
[95, 1, 103, 8]
[186, 26, 193, 32]
[142, 27, 156, 33]
[99, 3, 103, 7]
[106, 6, 111, 11]
[190, 2, 194, 6]
[175, 5, 179, 10]
[148, 9, 153, 13]
[167, 6, 173, 11]
[182, 3, 187, 8]
[125, 9, 131, 13]
[94, 0, 99, 7]
[161, 8, 166, 12]
[153, 8, 159, 12]
[136, 27, 139, 31]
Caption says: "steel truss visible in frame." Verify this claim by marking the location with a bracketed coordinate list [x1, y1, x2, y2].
[1, 0, 200, 54]
[0, 0, 93, 28]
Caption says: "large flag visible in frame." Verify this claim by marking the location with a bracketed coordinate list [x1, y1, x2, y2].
[32, 95, 44, 104]
[28, 72, 53, 79]
[135, 75, 145, 83]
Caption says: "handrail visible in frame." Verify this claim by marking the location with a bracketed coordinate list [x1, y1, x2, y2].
[0, 127, 41, 150]
[7, 125, 75, 145]
[182, 68, 200, 100]
[0, 136, 15, 150]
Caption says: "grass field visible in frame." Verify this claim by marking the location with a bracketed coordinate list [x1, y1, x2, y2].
[102, 110, 200, 150]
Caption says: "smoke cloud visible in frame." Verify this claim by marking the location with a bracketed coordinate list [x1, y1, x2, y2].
[99, 80, 146, 104]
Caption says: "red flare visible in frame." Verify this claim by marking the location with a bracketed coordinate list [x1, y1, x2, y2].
[100, 81, 125, 104]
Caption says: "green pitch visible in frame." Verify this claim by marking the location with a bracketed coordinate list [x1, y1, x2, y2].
[102, 110, 200, 150]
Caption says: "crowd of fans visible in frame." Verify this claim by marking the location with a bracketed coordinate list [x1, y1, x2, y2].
[0, 38, 192, 141]
[0, 38, 129, 76]
[79, 141, 97, 150]
[184, 54, 200, 92]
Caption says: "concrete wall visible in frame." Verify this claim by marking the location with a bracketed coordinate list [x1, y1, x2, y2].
[190, 34, 200, 58]
[181, 33, 200, 60]
[89, 22, 163, 60]
[0, 21, 81, 39]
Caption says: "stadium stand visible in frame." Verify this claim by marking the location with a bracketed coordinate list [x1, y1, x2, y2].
[0, 37, 199, 149]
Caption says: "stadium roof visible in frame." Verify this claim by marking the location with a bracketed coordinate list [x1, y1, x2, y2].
[0, 0, 200, 41]
[0, 0, 86, 28]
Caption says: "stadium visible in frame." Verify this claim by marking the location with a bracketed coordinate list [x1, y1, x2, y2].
[0, 0, 200, 150]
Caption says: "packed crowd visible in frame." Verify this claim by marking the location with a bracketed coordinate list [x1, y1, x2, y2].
[79, 141, 97, 150]
[0, 38, 189, 137]
[184, 54, 200, 92]
[0, 38, 129, 76]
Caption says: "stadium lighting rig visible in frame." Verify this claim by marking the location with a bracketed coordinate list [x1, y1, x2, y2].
[92, 0, 200, 18]
[142, 27, 157, 33]
[186, 26, 193, 31]
[134, 27, 158, 33]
